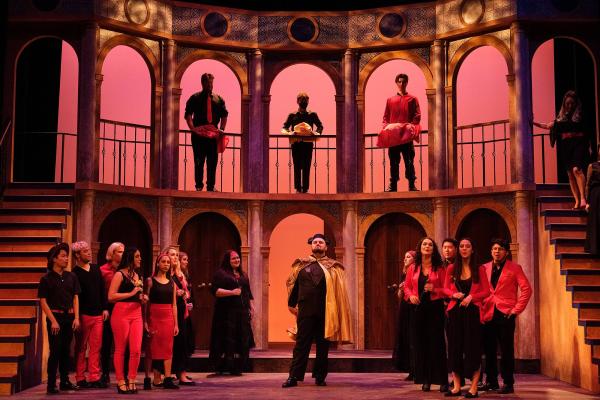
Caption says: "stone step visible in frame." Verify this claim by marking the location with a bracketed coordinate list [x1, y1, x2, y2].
[0, 283, 38, 299]
[0, 252, 46, 267]
[0, 300, 38, 318]
[546, 223, 586, 240]
[0, 222, 65, 238]
[537, 196, 576, 211]
[551, 237, 586, 253]
[0, 266, 47, 283]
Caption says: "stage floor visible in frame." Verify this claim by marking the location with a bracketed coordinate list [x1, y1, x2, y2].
[14, 373, 598, 399]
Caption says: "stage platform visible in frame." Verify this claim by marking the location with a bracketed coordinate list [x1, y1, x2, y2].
[14, 373, 598, 399]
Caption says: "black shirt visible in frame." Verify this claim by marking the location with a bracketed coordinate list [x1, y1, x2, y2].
[184, 91, 228, 128]
[149, 278, 174, 305]
[38, 270, 81, 312]
[211, 269, 254, 311]
[283, 111, 324, 133]
[73, 264, 107, 316]
[490, 259, 507, 289]
[116, 270, 141, 303]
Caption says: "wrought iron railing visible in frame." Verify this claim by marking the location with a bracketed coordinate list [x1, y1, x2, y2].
[99, 119, 151, 188]
[364, 130, 429, 192]
[178, 130, 242, 192]
[455, 120, 510, 188]
[532, 130, 557, 184]
[269, 134, 336, 194]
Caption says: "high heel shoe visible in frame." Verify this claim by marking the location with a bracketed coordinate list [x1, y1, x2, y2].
[128, 382, 138, 394]
[117, 383, 130, 394]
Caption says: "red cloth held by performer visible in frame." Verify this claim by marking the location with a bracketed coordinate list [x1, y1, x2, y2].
[194, 124, 229, 153]
[376, 122, 421, 148]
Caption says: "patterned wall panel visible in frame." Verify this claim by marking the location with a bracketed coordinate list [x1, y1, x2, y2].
[359, 52, 381, 71]
[227, 13, 258, 43]
[314, 16, 349, 45]
[350, 13, 381, 43]
[258, 16, 293, 45]
[438, 0, 516, 35]
[404, 6, 436, 38]
[172, 5, 206, 37]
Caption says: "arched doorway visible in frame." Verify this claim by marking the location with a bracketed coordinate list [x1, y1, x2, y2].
[364, 213, 426, 349]
[13, 38, 78, 182]
[97, 208, 153, 277]
[455, 208, 511, 264]
[178, 212, 241, 350]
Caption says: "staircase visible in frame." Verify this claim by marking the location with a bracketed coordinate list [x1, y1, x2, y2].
[0, 184, 73, 395]
[538, 185, 600, 388]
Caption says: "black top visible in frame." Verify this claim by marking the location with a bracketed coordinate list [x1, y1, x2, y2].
[288, 262, 326, 317]
[456, 278, 472, 296]
[184, 91, 228, 128]
[149, 278, 174, 305]
[37, 270, 81, 312]
[283, 111, 324, 133]
[550, 119, 587, 146]
[116, 270, 141, 303]
[417, 268, 429, 299]
[73, 264, 107, 316]
[211, 269, 254, 311]
[490, 259, 506, 289]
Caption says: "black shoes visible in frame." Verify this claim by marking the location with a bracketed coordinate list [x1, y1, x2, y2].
[179, 379, 196, 386]
[282, 377, 298, 388]
[88, 380, 108, 389]
[144, 377, 152, 390]
[315, 377, 326, 386]
[480, 382, 500, 391]
[421, 383, 431, 392]
[497, 385, 514, 394]
[445, 390, 462, 397]
[440, 383, 449, 393]
[465, 391, 479, 398]
[163, 377, 180, 389]
[404, 373, 414, 381]
[409, 184, 419, 191]
[117, 382, 130, 394]
[59, 380, 79, 391]
[76, 380, 89, 388]
[101, 373, 110, 385]
[46, 386, 59, 395]
[385, 185, 398, 192]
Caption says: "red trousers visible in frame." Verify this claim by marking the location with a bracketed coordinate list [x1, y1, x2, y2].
[75, 314, 104, 382]
[111, 302, 143, 381]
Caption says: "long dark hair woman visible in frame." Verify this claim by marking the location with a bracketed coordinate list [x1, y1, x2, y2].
[404, 237, 449, 392]
[393, 250, 416, 379]
[107, 247, 148, 394]
[443, 238, 490, 398]
[209, 250, 255, 375]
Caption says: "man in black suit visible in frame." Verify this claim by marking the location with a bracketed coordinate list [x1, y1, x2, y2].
[282, 234, 353, 388]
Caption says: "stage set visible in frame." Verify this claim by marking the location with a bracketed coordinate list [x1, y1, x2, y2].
[0, 0, 599, 397]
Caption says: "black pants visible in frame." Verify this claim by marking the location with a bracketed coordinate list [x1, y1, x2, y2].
[388, 142, 416, 185]
[291, 142, 314, 192]
[289, 314, 329, 381]
[191, 135, 218, 190]
[46, 315, 74, 387]
[483, 308, 516, 386]
[101, 318, 112, 377]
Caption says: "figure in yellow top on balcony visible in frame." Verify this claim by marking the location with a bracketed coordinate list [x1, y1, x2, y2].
[281, 92, 323, 193]
[184, 73, 229, 192]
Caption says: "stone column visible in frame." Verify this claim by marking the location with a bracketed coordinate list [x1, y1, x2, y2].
[445, 85, 457, 188]
[248, 200, 266, 348]
[510, 23, 534, 184]
[355, 246, 365, 350]
[159, 196, 173, 249]
[433, 197, 449, 243]
[342, 49, 358, 193]
[160, 39, 177, 189]
[76, 190, 95, 244]
[342, 201, 358, 349]
[77, 23, 99, 182]
[514, 190, 539, 360]
[245, 50, 267, 193]
[431, 40, 448, 189]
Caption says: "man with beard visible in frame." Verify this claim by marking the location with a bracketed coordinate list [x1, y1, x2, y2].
[282, 234, 353, 388]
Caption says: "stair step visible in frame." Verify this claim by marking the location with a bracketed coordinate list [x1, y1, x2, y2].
[5, 183, 74, 193]
[0, 242, 58, 251]
[0, 335, 28, 344]
[0, 214, 67, 223]
[580, 308, 600, 319]
[535, 184, 571, 196]
[0, 323, 32, 336]
[551, 237, 586, 253]
[1, 194, 73, 203]
[0, 208, 69, 216]
[546, 223, 586, 240]
[544, 215, 587, 224]
[0, 282, 38, 299]
[0, 343, 24, 356]
[0, 221, 65, 233]
[0, 375, 15, 395]
[567, 274, 600, 286]
[0, 251, 47, 267]
[537, 196, 576, 211]
[0, 300, 39, 318]
[0, 266, 47, 281]
[0, 362, 18, 376]
[572, 290, 600, 302]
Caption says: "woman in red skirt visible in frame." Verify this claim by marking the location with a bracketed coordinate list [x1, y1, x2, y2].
[144, 253, 179, 389]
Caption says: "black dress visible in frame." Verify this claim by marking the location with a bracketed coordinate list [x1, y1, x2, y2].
[585, 161, 600, 255]
[209, 269, 255, 374]
[171, 274, 189, 375]
[551, 119, 591, 171]
[392, 270, 413, 373]
[447, 278, 483, 378]
[411, 270, 448, 386]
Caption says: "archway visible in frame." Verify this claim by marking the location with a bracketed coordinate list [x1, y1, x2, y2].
[456, 46, 510, 188]
[97, 208, 153, 278]
[267, 213, 336, 347]
[178, 212, 242, 350]
[455, 208, 512, 265]
[364, 213, 426, 349]
[178, 59, 242, 192]
[99, 45, 151, 187]
[364, 59, 429, 192]
[13, 38, 78, 182]
[269, 64, 337, 193]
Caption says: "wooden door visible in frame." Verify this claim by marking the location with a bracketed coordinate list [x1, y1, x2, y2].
[365, 213, 426, 349]
[178, 212, 241, 350]
[456, 208, 511, 264]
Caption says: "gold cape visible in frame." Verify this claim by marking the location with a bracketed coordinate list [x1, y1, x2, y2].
[286, 256, 354, 344]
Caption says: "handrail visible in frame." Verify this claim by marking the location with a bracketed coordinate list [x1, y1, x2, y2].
[0, 120, 12, 148]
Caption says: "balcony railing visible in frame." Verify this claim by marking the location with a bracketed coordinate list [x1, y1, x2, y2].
[99, 119, 151, 188]
[269, 134, 336, 194]
[178, 130, 242, 192]
[533, 130, 557, 184]
[456, 120, 510, 188]
[364, 130, 429, 192]
[13, 131, 77, 183]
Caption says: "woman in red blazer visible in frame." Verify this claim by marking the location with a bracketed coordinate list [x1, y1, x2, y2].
[443, 238, 490, 398]
[404, 237, 448, 393]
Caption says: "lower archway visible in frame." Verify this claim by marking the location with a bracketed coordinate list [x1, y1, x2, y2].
[178, 212, 242, 350]
[455, 208, 511, 265]
[364, 213, 426, 350]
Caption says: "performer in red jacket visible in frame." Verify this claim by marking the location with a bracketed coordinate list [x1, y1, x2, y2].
[443, 238, 491, 398]
[382, 73, 421, 192]
[480, 239, 532, 394]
